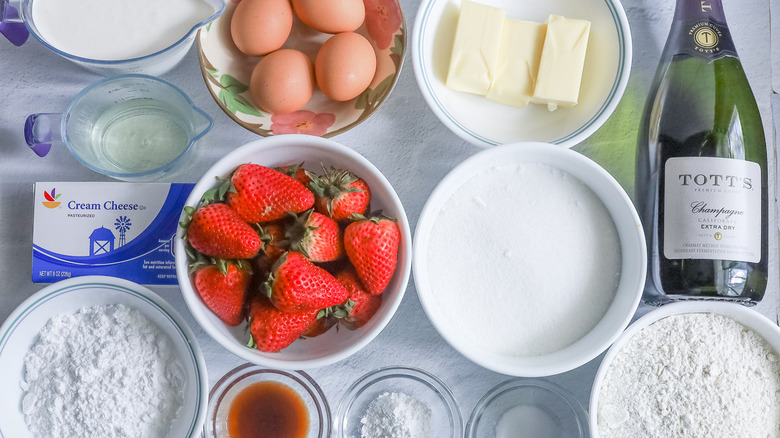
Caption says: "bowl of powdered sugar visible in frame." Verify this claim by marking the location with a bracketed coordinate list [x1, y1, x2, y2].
[0, 276, 208, 438]
[413, 142, 646, 377]
[335, 366, 463, 437]
[591, 301, 780, 438]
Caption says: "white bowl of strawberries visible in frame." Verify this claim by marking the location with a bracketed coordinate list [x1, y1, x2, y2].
[175, 135, 411, 369]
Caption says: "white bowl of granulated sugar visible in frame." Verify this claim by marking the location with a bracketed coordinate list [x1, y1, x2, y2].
[590, 301, 780, 438]
[0, 276, 208, 438]
[413, 142, 646, 377]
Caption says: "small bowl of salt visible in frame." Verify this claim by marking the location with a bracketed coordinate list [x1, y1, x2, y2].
[466, 378, 589, 438]
[335, 366, 463, 438]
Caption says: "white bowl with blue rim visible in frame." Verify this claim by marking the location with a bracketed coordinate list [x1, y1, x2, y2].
[411, 0, 632, 148]
[0, 276, 208, 438]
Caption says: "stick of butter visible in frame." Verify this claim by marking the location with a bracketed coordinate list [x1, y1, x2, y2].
[445, 0, 505, 95]
[486, 19, 547, 107]
[532, 14, 591, 111]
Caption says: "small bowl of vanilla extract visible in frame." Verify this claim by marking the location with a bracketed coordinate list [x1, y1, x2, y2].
[204, 364, 331, 438]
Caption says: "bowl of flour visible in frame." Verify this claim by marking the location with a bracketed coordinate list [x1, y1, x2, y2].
[0, 276, 208, 438]
[413, 142, 646, 377]
[591, 301, 780, 438]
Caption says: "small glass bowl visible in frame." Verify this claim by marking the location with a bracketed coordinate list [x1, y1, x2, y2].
[204, 364, 331, 438]
[335, 366, 463, 437]
[466, 378, 589, 438]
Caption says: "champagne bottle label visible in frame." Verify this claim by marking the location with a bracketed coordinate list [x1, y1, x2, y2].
[669, 4, 738, 61]
[663, 157, 761, 263]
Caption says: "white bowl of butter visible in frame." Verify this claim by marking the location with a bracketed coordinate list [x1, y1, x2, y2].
[411, 0, 632, 148]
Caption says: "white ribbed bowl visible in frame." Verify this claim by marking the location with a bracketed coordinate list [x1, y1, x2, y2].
[589, 301, 780, 437]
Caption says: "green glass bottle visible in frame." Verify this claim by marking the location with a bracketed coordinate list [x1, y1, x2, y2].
[636, 0, 768, 305]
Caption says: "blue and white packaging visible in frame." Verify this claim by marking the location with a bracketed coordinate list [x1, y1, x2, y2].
[32, 182, 194, 284]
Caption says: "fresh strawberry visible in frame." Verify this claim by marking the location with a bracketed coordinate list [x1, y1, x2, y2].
[182, 203, 261, 259]
[260, 221, 288, 260]
[253, 221, 289, 276]
[227, 163, 315, 223]
[335, 268, 382, 330]
[193, 261, 251, 326]
[277, 163, 312, 187]
[308, 167, 371, 221]
[287, 209, 344, 262]
[343, 214, 400, 295]
[301, 311, 338, 337]
[247, 296, 317, 352]
[265, 251, 348, 312]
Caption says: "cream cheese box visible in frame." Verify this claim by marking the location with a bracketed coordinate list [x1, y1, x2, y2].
[32, 182, 194, 284]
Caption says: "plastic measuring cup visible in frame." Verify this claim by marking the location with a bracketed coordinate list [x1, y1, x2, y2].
[0, 0, 224, 75]
[25, 74, 213, 181]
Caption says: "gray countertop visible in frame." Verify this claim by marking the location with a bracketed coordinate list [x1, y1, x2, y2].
[0, 0, 778, 434]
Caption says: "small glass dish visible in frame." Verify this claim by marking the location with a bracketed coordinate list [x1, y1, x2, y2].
[335, 365, 463, 437]
[466, 378, 589, 438]
[204, 364, 331, 438]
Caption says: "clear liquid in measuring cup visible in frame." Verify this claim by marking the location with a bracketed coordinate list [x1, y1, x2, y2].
[89, 99, 190, 174]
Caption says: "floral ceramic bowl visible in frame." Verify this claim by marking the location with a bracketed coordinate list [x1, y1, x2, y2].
[197, 0, 406, 137]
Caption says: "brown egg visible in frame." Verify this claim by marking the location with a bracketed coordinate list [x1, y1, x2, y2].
[231, 0, 293, 56]
[291, 0, 365, 34]
[315, 32, 377, 102]
[249, 49, 315, 114]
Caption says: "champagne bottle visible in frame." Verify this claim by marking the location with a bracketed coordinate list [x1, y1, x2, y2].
[636, 0, 768, 305]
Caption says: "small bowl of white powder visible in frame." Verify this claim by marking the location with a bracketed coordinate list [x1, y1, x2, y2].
[0, 275, 208, 438]
[335, 366, 463, 438]
[413, 142, 646, 377]
[466, 378, 588, 438]
[591, 301, 780, 438]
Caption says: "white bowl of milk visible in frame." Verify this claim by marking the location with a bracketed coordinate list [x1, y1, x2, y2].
[1, 0, 224, 75]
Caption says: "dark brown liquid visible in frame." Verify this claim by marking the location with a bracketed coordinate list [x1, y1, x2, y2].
[227, 381, 309, 438]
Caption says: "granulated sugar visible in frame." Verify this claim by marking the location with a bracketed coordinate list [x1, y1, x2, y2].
[597, 313, 780, 437]
[21, 304, 185, 438]
[496, 404, 558, 438]
[426, 163, 621, 356]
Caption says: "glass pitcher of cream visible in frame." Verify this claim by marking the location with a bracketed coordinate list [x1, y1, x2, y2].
[0, 0, 224, 75]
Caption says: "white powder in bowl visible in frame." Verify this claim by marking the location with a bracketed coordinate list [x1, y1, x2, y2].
[20, 304, 185, 438]
[597, 313, 780, 438]
[359, 391, 431, 438]
[426, 162, 621, 357]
